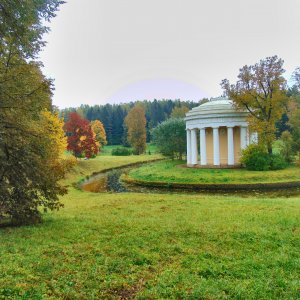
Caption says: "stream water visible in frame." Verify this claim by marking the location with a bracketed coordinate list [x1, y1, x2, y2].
[80, 163, 300, 198]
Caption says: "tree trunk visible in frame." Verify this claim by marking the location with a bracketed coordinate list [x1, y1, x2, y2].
[267, 144, 273, 155]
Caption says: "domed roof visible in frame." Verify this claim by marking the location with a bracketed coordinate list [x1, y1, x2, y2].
[191, 96, 234, 112]
[185, 96, 247, 120]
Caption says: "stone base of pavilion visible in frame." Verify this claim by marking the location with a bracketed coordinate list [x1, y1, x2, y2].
[184, 163, 242, 169]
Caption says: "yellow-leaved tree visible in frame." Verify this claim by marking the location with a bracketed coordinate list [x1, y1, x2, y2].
[125, 105, 147, 155]
[91, 120, 107, 152]
[170, 106, 189, 118]
[40, 110, 68, 156]
[221, 56, 289, 154]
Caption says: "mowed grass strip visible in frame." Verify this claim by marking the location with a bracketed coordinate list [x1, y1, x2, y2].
[128, 160, 300, 184]
[1, 155, 300, 299]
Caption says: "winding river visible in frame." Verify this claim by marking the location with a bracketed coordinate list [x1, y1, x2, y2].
[80, 162, 300, 198]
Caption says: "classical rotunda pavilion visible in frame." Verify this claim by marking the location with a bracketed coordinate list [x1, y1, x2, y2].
[185, 96, 257, 167]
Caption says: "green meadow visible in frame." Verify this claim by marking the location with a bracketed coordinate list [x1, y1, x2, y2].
[127, 160, 300, 184]
[100, 144, 159, 156]
[1, 152, 300, 299]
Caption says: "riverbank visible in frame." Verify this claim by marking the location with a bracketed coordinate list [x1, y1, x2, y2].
[126, 159, 300, 185]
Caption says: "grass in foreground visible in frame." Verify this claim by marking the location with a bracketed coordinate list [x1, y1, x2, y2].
[128, 160, 300, 184]
[1, 155, 300, 299]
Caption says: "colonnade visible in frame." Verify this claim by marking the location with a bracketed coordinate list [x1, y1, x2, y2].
[186, 126, 251, 166]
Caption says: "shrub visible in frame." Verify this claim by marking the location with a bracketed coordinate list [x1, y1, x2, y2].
[241, 144, 271, 171]
[269, 154, 288, 170]
[241, 144, 288, 171]
[278, 131, 294, 163]
[151, 118, 186, 160]
[111, 147, 132, 156]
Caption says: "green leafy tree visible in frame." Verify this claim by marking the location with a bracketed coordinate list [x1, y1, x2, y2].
[278, 131, 294, 163]
[0, 1, 68, 225]
[221, 56, 289, 154]
[152, 118, 186, 160]
[0, 0, 64, 59]
[288, 108, 300, 153]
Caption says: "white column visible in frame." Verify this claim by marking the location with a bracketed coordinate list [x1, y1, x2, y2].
[246, 128, 250, 146]
[200, 128, 207, 166]
[240, 127, 247, 150]
[213, 127, 220, 166]
[191, 129, 198, 165]
[227, 126, 234, 166]
[186, 129, 191, 164]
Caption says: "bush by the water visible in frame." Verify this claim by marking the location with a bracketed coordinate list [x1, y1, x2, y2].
[111, 147, 132, 156]
[241, 144, 287, 171]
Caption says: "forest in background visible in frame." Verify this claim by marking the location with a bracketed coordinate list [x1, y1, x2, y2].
[60, 99, 207, 145]
[60, 86, 300, 146]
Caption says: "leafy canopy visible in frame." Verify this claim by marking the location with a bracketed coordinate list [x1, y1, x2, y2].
[170, 106, 189, 118]
[0, 0, 64, 58]
[125, 106, 147, 155]
[0, 1, 70, 225]
[91, 120, 107, 151]
[152, 118, 186, 160]
[64, 112, 99, 158]
[221, 56, 289, 153]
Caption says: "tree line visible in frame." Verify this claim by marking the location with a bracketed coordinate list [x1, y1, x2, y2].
[60, 99, 202, 145]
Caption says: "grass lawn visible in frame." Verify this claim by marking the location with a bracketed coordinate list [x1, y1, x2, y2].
[127, 160, 300, 185]
[100, 144, 158, 156]
[1, 155, 300, 299]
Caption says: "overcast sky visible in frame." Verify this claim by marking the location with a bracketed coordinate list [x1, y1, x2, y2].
[40, 0, 300, 108]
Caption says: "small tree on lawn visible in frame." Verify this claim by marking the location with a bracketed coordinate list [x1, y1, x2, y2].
[64, 112, 98, 158]
[125, 105, 147, 155]
[152, 118, 186, 160]
[91, 120, 107, 151]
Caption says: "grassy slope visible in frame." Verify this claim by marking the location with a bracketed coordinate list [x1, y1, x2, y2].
[1, 153, 300, 299]
[128, 160, 300, 184]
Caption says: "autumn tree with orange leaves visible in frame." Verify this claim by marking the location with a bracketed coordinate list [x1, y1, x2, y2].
[125, 106, 147, 155]
[91, 120, 107, 151]
[64, 112, 98, 158]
